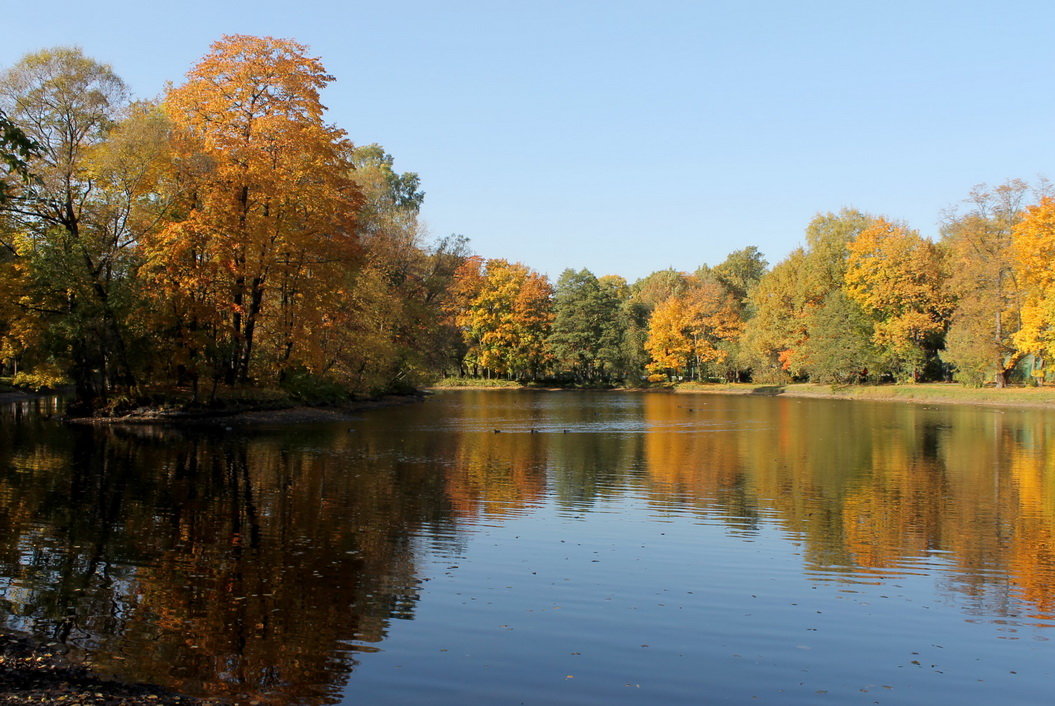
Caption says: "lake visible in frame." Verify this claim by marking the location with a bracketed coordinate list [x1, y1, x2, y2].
[1, 390, 1054, 704]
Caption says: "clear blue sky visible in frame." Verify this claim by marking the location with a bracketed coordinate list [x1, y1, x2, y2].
[3, 1, 1053, 281]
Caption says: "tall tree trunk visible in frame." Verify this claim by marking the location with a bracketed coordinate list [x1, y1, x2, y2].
[237, 277, 265, 383]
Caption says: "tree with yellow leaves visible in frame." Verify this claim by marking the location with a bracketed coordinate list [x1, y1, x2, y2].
[453, 259, 553, 379]
[845, 219, 950, 381]
[941, 181, 1034, 386]
[645, 278, 743, 381]
[1011, 196, 1055, 376]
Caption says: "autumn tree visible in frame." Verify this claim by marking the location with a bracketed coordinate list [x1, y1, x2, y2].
[0, 47, 147, 404]
[645, 278, 743, 381]
[1011, 196, 1055, 377]
[620, 269, 690, 382]
[453, 259, 553, 379]
[741, 209, 877, 382]
[740, 249, 810, 381]
[146, 35, 361, 388]
[845, 219, 950, 381]
[941, 180, 1036, 386]
[697, 246, 768, 380]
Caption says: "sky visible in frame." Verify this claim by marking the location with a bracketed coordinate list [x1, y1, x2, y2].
[3, 0, 1054, 282]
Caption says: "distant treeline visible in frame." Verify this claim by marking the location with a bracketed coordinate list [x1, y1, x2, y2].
[2, 36, 1054, 410]
[451, 182, 1055, 390]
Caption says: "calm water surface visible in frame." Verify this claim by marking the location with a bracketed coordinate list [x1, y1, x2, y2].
[2, 391, 1055, 704]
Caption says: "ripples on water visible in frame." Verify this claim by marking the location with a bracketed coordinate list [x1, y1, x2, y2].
[1, 391, 1055, 704]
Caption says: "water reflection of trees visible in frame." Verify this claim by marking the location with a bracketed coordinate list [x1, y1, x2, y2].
[0, 421, 456, 704]
[4, 392, 1055, 700]
[417, 392, 1055, 629]
[640, 395, 1055, 626]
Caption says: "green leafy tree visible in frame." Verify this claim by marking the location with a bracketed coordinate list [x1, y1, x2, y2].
[0, 108, 35, 203]
[548, 268, 625, 383]
[709, 245, 768, 306]
[797, 291, 881, 384]
[0, 47, 141, 405]
[331, 144, 468, 391]
[741, 209, 878, 382]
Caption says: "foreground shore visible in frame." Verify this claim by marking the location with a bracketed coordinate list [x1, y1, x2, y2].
[428, 382, 1055, 409]
[0, 630, 203, 705]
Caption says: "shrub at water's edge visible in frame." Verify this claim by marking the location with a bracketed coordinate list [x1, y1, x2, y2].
[431, 377, 524, 389]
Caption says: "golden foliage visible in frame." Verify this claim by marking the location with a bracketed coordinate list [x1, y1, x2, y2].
[1011, 197, 1055, 367]
[144, 35, 361, 383]
[453, 259, 553, 377]
[845, 219, 949, 375]
[645, 279, 743, 378]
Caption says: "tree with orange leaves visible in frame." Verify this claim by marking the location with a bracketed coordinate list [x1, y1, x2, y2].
[144, 35, 361, 387]
[645, 278, 743, 381]
[453, 259, 553, 379]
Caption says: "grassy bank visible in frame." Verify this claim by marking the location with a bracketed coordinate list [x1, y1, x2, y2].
[429, 377, 525, 389]
[674, 382, 1055, 408]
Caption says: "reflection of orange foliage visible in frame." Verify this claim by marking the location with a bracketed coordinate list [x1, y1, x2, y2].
[642, 394, 744, 506]
[1005, 442, 1055, 619]
[840, 450, 944, 570]
[640, 392, 1055, 627]
[101, 439, 427, 703]
[446, 434, 547, 521]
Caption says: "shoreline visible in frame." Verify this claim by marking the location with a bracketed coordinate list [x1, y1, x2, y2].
[0, 390, 50, 403]
[673, 382, 1055, 410]
[0, 629, 201, 705]
[7, 383, 1054, 418]
[427, 383, 1055, 410]
[64, 393, 427, 426]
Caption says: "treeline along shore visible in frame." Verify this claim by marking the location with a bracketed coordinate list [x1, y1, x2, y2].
[3, 35, 1055, 418]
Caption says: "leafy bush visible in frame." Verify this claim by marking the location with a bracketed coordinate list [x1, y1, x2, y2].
[279, 367, 351, 404]
[12, 364, 70, 392]
[434, 377, 521, 388]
